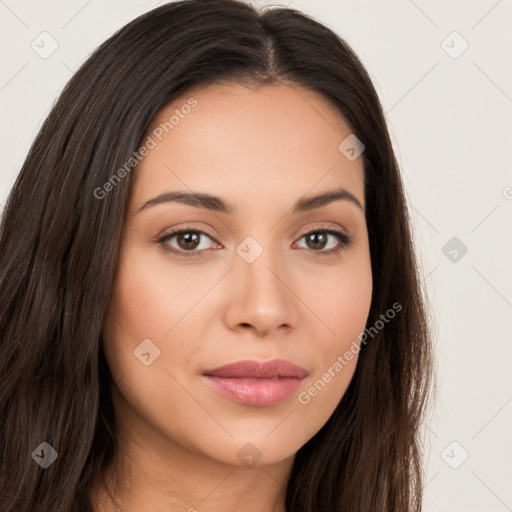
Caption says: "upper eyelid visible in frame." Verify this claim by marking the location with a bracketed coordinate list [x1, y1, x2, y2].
[160, 224, 348, 238]
[160, 227, 217, 242]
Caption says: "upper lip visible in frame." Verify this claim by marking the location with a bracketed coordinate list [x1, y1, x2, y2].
[203, 359, 308, 379]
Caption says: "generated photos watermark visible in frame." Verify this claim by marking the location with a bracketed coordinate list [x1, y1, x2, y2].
[297, 301, 402, 405]
[93, 97, 197, 200]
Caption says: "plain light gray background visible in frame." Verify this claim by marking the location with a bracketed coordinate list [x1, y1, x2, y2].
[1, 1, 511, 510]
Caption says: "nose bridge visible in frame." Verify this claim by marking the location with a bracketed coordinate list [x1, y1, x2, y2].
[237, 233, 287, 303]
[225, 233, 297, 335]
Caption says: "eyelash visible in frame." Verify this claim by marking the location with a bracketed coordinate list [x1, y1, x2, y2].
[157, 225, 353, 258]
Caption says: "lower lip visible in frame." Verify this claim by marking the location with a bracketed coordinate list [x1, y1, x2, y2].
[203, 376, 305, 406]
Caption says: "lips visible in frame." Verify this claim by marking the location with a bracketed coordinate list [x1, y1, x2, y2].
[202, 359, 308, 407]
[204, 359, 308, 379]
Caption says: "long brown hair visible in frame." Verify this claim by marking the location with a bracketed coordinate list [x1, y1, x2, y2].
[0, 1, 434, 510]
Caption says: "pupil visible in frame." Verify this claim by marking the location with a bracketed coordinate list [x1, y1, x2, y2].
[308, 232, 326, 250]
[178, 232, 200, 250]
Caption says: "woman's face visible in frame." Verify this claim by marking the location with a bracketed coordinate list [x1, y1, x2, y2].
[102, 82, 372, 469]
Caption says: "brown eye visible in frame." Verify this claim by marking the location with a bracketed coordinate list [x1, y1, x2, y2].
[296, 229, 352, 255]
[304, 232, 328, 250]
[176, 231, 201, 250]
[158, 229, 219, 256]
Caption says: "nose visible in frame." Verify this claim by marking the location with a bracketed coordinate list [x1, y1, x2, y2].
[223, 244, 300, 338]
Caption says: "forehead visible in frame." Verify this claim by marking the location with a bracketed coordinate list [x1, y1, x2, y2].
[130, 82, 365, 211]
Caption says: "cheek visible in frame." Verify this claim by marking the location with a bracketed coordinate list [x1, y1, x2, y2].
[308, 249, 373, 345]
[102, 244, 219, 390]
[293, 253, 372, 425]
[101, 249, 182, 387]
[107, 246, 209, 339]
[101, 251, 206, 449]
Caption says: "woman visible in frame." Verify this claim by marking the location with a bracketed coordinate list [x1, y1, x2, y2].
[0, 0, 434, 510]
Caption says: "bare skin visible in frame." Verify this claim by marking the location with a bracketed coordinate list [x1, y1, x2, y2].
[91, 81, 372, 512]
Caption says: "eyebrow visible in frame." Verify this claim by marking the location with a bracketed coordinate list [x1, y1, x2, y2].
[137, 187, 364, 214]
